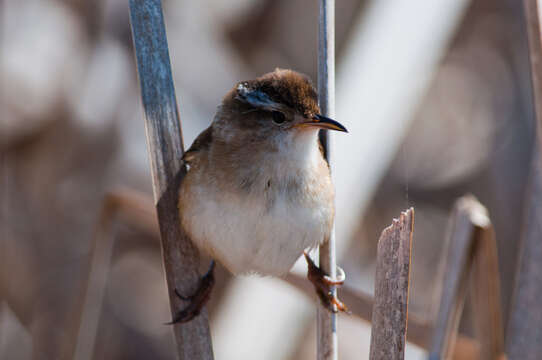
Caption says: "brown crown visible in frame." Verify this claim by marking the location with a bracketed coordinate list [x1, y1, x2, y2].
[242, 69, 320, 117]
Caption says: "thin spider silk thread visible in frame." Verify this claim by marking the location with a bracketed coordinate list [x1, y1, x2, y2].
[403, 141, 409, 208]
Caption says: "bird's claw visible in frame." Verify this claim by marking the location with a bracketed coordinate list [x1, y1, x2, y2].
[304, 251, 350, 314]
[174, 288, 195, 301]
[165, 260, 216, 325]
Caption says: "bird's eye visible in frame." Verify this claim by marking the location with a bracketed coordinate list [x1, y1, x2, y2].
[271, 111, 286, 124]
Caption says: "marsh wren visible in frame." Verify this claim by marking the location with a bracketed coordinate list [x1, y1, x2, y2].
[169, 69, 348, 323]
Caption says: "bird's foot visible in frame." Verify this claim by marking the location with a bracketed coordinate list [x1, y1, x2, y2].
[303, 251, 350, 314]
[165, 260, 216, 324]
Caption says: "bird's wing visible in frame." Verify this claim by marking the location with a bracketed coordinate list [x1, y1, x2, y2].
[182, 125, 213, 163]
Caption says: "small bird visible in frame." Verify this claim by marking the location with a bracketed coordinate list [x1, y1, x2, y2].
[170, 69, 348, 323]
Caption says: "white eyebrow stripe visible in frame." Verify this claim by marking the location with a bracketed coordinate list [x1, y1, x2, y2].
[236, 83, 282, 111]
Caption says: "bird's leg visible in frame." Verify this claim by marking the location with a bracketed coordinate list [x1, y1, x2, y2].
[304, 252, 350, 314]
[166, 260, 216, 324]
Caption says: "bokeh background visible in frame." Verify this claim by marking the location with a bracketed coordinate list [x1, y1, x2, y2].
[1, 0, 536, 359]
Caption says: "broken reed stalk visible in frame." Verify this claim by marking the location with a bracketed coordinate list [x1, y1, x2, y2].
[429, 196, 504, 360]
[369, 208, 414, 360]
[429, 199, 479, 360]
[317, 1, 338, 360]
[128, 1, 214, 359]
[470, 224, 504, 360]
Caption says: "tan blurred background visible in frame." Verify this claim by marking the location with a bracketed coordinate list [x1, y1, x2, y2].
[1, 0, 535, 359]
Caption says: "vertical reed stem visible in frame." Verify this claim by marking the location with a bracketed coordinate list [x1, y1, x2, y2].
[317, 1, 337, 360]
[129, 1, 214, 358]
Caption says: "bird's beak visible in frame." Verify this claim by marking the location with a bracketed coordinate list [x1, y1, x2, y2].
[297, 114, 348, 132]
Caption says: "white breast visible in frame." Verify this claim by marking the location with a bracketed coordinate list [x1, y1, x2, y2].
[183, 187, 327, 276]
[180, 130, 333, 276]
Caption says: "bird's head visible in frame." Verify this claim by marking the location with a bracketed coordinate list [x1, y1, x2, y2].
[214, 69, 347, 147]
